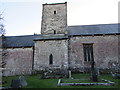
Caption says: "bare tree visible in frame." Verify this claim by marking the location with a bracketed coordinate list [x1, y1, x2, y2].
[0, 11, 6, 70]
[0, 11, 6, 36]
[0, 24, 5, 35]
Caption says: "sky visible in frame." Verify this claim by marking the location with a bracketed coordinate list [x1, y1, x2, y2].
[0, 0, 119, 36]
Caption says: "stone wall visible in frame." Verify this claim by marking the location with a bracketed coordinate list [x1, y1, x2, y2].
[34, 39, 68, 70]
[68, 35, 119, 71]
[41, 2, 67, 34]
[2, 47, 33, 76]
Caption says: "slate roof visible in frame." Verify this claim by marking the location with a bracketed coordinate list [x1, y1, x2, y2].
[67, 23, 120, 36]
[1, 23, 119, 48]
[3, 34, 40, 48]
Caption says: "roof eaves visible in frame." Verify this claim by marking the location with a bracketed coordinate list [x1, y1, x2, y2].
[68, 33, 120, 37]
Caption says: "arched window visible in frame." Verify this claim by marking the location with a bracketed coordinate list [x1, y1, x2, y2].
[49, 54, 53, 65]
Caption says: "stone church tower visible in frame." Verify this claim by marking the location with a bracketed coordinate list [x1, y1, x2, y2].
[34, 2, 69, 71]
[41, 2, 67, 34]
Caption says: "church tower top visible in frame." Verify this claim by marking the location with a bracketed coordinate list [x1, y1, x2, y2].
[41, 2, 67, 35]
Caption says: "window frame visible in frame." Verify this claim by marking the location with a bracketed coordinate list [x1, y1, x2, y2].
[83, 43, 94, 62]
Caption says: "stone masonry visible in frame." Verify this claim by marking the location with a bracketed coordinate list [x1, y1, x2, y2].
[41, 2, 67, 34]
[34, 39, 68, 70]
[68, 35, 119, 71]
[2, 48, 33, 76]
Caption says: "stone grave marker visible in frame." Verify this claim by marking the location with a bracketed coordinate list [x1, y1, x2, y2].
[111, 72, 120, 79]
[68, 70, 71, 79]
[42, 69, 69, 79]
[19, 76, 27, 87]
[11, 79, 21, 88]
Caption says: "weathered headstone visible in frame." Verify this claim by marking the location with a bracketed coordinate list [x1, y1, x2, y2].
[97, 69, 100, 76]
[11, 79, 21, 88]
[42, 69, 68, 79]
[2, 80, 7, 84]
[68, 70, 71, 79]
[111, 72, 120, 79]
[19, 76, 27, 87]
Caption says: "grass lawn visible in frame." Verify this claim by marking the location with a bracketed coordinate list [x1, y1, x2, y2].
[2, 73, 120, 88]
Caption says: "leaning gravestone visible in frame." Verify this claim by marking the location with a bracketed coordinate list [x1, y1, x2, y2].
[19, 76, 27, 87]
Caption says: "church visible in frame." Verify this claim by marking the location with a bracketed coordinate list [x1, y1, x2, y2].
[1, 2, 119, 76]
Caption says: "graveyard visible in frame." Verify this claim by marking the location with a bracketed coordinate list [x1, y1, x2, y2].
[1, 59, 120, 89]
[2, 71, 120, 88]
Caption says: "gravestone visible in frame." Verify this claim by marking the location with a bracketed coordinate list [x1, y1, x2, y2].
[97, 68, 100, 76]
[42, 69, 68, 79]
[111, 72, 120, 79]
[2, 80, 7, 84]
[19, 76, 27, 87]
[68, 70, 71, 79]
[11, 79, 21, 88]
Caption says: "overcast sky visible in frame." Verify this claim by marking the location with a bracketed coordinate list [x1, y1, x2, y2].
[0, 0, 119, 36]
